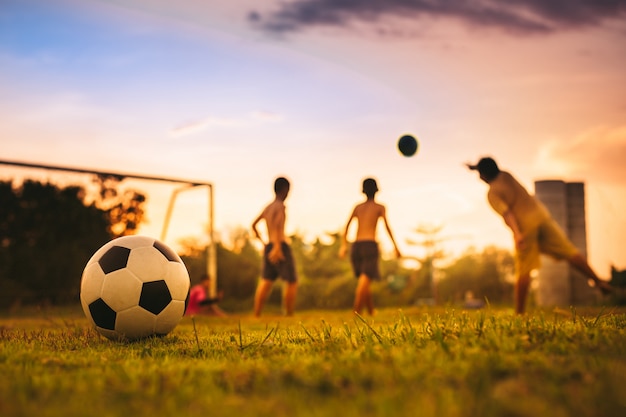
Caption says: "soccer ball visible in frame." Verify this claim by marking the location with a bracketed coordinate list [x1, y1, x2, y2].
[80, 235, 190, 341]
[398, 134, 418, 157]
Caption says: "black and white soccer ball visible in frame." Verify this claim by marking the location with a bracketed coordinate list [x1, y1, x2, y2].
[80, 235, 190, 341]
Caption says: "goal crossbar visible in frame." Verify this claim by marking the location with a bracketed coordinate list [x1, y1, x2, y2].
[0, 158, 211, 186]
[0, 158, 218, 297]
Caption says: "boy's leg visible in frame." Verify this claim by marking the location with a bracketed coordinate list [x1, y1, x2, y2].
[284, 282, 297, 316]
[254, 278, 273, 317]
[515, 272, 531, 314]
[568, 253, 612, 294]
[365, 282, 374, 316]
[354, 274, 372, 315]
[539, 220, 611, 294]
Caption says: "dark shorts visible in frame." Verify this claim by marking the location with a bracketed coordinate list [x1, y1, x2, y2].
[262, 242, 297, 283]
[350, 240, 380, 280]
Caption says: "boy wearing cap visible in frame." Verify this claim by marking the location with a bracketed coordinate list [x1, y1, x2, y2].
[467, 157, 611, 314]
[339, 178, 402, 315]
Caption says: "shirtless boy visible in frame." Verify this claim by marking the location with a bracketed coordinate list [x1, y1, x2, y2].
[340, 178, 402, 315]
[467, 157, 612, 314]
[252, 177, 297, 317]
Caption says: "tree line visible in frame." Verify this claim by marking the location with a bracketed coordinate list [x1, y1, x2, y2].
[180, 230, 515, 313]
[0, 177, 145, 309]
[0, 178, 515, 311]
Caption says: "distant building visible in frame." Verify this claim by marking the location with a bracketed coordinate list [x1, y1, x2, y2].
[534, 180, 598, 307]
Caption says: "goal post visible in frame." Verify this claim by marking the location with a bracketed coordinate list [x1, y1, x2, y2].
[0, 158, 218, 297]
[160, 183, 217, 298]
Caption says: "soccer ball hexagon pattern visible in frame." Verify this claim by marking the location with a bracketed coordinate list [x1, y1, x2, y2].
[80, 235, 190, 341]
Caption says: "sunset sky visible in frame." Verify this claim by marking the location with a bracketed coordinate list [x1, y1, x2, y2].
[1, 0, 625, 276]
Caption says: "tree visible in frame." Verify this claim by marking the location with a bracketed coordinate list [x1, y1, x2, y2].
[179, 230, 261, 311]
[405, 224, 463, 303]
[0, 177, 148, 308]
[215, 240, 260, 300]
[90, 175, 146, 237]
[437, 246, 514, 305]
[293, 232, 352, 281]
[175, 227, 517, 312]
[0, 180, 110, 307]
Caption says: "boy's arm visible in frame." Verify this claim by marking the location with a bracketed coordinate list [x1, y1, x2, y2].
[502, 210, 525, 249]
[252, 212, 266, 245]
[487, 190, 525, 249]
[382, 207, 402, 258]
[339, 208, 356, 258]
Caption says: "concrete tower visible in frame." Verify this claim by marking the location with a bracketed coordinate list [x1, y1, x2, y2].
[534, 180, 597, 307]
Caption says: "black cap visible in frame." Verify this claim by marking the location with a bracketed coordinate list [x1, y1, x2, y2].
[468, 157, 500, 180]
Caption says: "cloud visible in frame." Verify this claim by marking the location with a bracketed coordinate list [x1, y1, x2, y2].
[169, 111, 284, 138]
[169, 116, 236, 137]
[533, 125, 626, 184]
[249, 0, 626, 36]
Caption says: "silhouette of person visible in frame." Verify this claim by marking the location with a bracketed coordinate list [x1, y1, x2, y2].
[252, 177, 297, 317]
[185, 274, 226, 317]
[467, 156, 612, 314]
[340, 178, 402, 315]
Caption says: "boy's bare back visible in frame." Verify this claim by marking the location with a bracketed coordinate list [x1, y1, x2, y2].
[352, 200, 386, 241]
[339, 178, 401, 260]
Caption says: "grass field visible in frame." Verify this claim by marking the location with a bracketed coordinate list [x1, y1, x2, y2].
[1, 306, 625, 417]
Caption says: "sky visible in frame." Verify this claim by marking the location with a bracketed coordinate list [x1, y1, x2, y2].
[1, 0, 625, 276]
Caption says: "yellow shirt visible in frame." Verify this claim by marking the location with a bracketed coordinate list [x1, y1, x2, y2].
[487, 171, 550, 233]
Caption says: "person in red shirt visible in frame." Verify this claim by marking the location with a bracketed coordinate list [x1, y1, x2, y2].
[185, 274, 226, 316]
